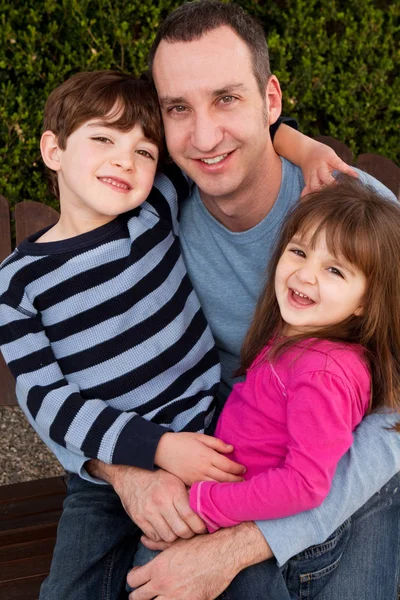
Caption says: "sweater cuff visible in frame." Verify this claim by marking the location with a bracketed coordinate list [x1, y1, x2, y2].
[112, 416, 171, 470]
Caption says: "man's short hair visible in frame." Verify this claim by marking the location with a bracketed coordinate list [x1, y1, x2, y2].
[148, 0, 271, 98]
[43, 71, 163, 199]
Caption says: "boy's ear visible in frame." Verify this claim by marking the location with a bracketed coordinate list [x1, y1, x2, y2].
[40, 131, 62, 171]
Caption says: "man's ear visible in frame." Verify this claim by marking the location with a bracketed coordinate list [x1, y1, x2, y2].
[40, 131, 62, 171]
[265, 75, 282, 126]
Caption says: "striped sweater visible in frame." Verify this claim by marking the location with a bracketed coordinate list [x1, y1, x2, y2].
[0, 166, 220, 470]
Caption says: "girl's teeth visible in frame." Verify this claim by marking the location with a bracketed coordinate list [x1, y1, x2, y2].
[201, 154, 228, 165]
[293, 290, 309, 299]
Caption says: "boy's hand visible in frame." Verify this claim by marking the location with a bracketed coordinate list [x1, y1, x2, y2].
[299, 141, 358, 197]
[154, 432, 246, 486]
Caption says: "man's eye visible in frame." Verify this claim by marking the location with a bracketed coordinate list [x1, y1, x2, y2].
[92, 136, 111, 143]
[136, 149, 155, 160]
[219, 95, 235, 104]
[328, 267, 344, 278]
[168, 105, 187, 114]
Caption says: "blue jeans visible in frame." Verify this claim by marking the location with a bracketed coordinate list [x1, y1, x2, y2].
[40, 472, 400, 600]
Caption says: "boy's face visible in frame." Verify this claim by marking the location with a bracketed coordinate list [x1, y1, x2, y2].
[45, 119, 159, 225]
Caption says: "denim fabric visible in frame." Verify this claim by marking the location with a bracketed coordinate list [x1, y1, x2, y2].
[39, 474, 141, 600]
[40, 472, 400, 600]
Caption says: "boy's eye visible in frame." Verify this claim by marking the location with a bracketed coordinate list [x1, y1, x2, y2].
[328, 266, 345, 279]
[92, 136, 111, 144]
[136, 149, 156, 160]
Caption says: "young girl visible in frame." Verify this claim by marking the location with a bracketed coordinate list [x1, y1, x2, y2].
[189, 175, 400, 535]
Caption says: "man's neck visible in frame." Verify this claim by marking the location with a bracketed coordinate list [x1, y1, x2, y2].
[199, 152, 282, 232]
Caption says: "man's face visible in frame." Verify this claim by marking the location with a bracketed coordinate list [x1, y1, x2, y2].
[152, 26, 281, 203]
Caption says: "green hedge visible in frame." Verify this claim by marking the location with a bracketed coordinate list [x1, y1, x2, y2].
[1, 0, 398, 209]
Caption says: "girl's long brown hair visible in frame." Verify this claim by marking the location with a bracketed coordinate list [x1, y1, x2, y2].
[239, 175, 400, 430]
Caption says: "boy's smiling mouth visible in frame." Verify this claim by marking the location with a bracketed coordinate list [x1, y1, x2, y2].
[98, 176, 132, 192]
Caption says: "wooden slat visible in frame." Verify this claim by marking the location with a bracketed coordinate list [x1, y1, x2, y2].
[0, 552, 54, 583]
[0, 194, 12, 262]
[0, 537, 56, 563]
[0, 477, 66, 504]
[15, 201, 59, 246]
[0, 574, 46, 600]
[314, 135, 354, 165]
[0, 523, 59, 548]
[0, 353, 17, 406]
[356, 154, 400, 199]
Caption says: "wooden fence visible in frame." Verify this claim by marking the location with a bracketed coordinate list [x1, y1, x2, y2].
[0, 137, 399, 406]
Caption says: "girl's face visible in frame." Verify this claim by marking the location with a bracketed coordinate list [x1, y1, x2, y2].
[275, 228, 366, 337]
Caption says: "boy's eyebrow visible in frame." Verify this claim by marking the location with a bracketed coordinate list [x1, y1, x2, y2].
[159, 83, 247, 108]
[85, 122, 158, 145]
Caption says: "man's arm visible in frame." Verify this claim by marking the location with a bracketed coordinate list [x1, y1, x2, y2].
[86, 459, 207, 542]
[128, 521, 272, 600]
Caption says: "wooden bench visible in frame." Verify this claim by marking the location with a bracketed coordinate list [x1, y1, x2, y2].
[0, 137, 399, 599]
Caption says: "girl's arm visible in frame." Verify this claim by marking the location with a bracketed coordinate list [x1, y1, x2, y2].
[273, 124, 358, 195]
[189, 369, 364, 532]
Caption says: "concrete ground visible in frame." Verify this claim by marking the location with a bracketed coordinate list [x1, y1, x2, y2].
[0, 406, 64, 486]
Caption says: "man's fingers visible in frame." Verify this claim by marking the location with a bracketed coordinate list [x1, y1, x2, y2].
[141, 535, 172, 551]
[127, 564, 150, 593]
[174, 496, 207, 534]
[147, 514, 178, 543]
[161, 506, 197, 539]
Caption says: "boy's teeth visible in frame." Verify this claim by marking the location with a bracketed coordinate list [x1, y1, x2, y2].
[201, 154, 228, 165]
[100, 177, 129, 189]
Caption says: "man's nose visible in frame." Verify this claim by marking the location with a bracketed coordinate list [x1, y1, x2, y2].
[190, 112, 224, 153]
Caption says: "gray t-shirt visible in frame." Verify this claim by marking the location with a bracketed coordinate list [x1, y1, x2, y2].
[179, 158, 396, 405]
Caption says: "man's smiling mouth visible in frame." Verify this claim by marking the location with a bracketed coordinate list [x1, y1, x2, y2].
[200, 153, 229, 165]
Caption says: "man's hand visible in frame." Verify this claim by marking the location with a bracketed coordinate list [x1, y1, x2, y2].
[87, 460, 206, 542]
[154, 432, 246, 486]
[127, 522, 273, 600]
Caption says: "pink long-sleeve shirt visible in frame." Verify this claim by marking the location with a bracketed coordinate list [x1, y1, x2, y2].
[189, 339, 371, 532]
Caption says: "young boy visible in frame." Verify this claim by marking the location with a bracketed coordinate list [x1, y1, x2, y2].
[0, 69, 249, 503]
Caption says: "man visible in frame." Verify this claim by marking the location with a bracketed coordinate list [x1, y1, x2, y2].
[125, 2, 399, 599]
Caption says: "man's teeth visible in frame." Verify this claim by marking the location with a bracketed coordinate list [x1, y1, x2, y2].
[100, 178, 129, 190]
[200, 154, 228, 165]
[293, 290, 310, 299]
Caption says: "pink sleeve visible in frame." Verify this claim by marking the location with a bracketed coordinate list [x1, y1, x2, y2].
[189, 371, 364, 531]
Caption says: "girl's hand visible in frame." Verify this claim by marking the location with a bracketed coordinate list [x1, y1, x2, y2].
[154, 431, 246, 486]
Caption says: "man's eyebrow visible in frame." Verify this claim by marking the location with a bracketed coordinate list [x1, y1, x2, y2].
[212, 83, 247, 97]
[159, 84, 248, 108]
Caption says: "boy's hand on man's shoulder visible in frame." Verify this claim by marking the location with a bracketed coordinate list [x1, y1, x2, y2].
[154, 432, 246, 487]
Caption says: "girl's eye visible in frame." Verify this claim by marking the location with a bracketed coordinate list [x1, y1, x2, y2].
[328, 267, 345, 279]
[92, 136, 111, 144]
[289, 248, 306, 258]
[136, 149, 155, 160]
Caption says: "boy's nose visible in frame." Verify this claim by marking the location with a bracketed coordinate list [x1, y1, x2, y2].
[110, 155, 135, 171]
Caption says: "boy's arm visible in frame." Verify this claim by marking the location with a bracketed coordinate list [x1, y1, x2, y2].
[0, 301, 170, 471]
[273, 125, 358, 194]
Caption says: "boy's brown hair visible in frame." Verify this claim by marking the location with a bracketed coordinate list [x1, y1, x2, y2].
[43, 70, 163, 199]
[239, 175, 400, 430]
